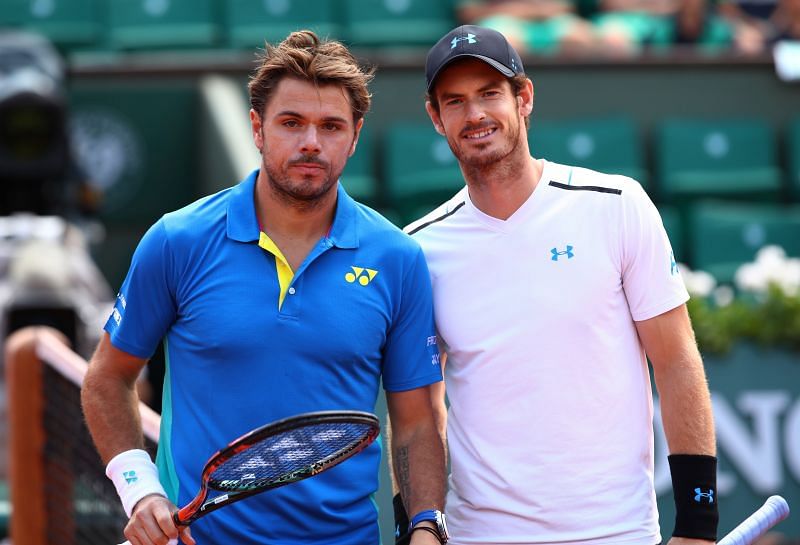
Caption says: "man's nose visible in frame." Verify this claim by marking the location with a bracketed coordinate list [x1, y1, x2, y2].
[464, 99, 487, 124]
[300, 126, 322, 154]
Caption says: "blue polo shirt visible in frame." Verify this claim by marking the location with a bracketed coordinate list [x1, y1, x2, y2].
[104, 170, 441, 545]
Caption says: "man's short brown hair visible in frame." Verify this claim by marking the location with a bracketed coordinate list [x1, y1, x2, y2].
[249, 30, 374, 123]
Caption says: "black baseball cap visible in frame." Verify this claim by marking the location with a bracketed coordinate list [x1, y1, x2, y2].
[425, 25, 525, 93]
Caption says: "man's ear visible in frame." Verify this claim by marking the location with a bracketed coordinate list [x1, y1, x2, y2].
[518, 78, 534, 118]
[349, 117, 364, 157]
[425, 101, 446, 137]
[250, 109, 263, 152]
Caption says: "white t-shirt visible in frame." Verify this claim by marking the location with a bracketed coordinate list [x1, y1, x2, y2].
[406, 160, 689, 545]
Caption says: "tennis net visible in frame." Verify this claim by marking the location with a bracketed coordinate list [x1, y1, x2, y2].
[5, 326, 160, 545]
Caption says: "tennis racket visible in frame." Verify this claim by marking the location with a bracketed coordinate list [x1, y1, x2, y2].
[717, 495, 790, 545]
[120, 410, 380, 545]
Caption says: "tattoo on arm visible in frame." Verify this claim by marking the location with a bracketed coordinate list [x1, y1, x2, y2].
[396, 445, 411, 510]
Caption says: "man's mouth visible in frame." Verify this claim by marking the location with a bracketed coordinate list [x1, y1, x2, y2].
[463, 127, 497, 140]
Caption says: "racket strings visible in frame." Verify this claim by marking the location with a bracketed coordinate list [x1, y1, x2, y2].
[208, 421, 374, 491]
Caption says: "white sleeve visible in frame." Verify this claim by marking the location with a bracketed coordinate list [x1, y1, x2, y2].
[620, 183, 689, 322]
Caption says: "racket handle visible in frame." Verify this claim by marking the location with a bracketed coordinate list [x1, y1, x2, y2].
[717, 495, 790, 545]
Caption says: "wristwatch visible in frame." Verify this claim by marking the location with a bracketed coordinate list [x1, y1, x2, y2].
[409, 509, 449, 544]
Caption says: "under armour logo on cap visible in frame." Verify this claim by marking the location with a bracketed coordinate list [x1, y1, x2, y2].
[451, 33, 477, 48]
[426, 25, 525, 92]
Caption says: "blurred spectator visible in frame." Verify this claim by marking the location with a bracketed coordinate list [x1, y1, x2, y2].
[772, 0, 800, 42]
[456, 0, 597, 54]
[717, 0, 779, 53]
[673, 0, 734, 48]
[594, 0, 732, 53]
[456, 0, 733, 56]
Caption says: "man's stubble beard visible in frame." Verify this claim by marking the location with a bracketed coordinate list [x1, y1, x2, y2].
[452, 118, 526, 184]
[263, 160, 341, 211]
[260, 129, 346, 210]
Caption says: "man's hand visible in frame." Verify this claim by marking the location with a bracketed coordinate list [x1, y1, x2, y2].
[124, 494, 194, 545]
[667, 537, 715, 545]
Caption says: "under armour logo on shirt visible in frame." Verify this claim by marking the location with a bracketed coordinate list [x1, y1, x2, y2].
[551, 246, 575, 261]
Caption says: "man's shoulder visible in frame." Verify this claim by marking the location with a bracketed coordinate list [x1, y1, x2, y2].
[545, 161, 643, 196]
[543, 162, 653, 218]
[403, 187, 469, 238]
[160, 184, 236, 236]
[136, 185, 239, 261]
[351, 200, 424, 255]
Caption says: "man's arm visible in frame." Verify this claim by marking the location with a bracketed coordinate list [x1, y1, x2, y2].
[81, 333, 193, 545]
[636, 304, 716, 545]
[82, 333, 148, 461]
[390, 352, 448, 493]
[388, 351, 448, 538]
[430, 371, 448, 458]
[387, 385, 447, 544]
[636, 304, 715, 456]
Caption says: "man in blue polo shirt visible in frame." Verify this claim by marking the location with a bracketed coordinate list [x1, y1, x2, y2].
[81, 31, 447, 545]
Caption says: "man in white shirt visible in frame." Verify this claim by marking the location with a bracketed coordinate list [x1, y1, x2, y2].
[395, 24, 719, 545]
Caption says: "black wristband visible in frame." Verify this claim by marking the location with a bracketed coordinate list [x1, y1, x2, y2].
[412, 525, 445, 544]
[394, 493, 411, 545]
[669, 454, 719, 541]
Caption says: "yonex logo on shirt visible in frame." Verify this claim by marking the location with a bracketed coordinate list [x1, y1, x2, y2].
[670, 251, 678, 275]
[345, 266, 379, 286]
[451, 34, 477, 48]
[551, 245, 575, 261]
[693, 488, 714, 503]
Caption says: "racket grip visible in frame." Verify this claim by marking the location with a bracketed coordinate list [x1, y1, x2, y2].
[717, 495, 790, 545]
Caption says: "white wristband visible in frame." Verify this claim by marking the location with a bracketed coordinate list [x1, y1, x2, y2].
[106, 449, 167, 518]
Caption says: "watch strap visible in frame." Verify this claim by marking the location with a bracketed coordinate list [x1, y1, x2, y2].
[409, 509, 438, 529]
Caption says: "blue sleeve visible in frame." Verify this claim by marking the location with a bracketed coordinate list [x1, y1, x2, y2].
[104, 219, 178, 358]
[381, 245, 442, 392]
